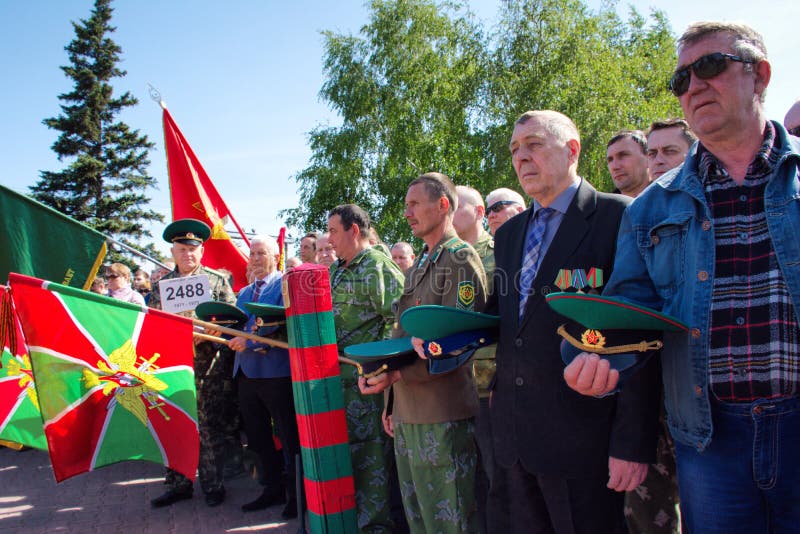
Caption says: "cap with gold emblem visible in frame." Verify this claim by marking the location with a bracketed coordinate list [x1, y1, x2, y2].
[195, 301, 247, 340]
[241, 302, 287, 339]
[545, 291, 688, 376]
[163, 219, 211, 246]
[343, 337, 418, 376]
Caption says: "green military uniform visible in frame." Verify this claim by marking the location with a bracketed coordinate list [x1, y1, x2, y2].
[470, 229, 496, 399]
[625, 408, 681, 533]
[392, 228, 487, 534]
[330, 247, 404, 533]
[150, 265, 236, 497]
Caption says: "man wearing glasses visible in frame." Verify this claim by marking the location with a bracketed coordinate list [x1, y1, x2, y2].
[484, 188, 525, 236]
[565, 22, 800, 533]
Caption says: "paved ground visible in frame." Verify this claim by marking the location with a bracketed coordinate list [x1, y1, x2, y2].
[0, 446, 300, 533]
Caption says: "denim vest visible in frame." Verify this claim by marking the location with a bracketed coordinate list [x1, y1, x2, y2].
[604, 121, 800, 451]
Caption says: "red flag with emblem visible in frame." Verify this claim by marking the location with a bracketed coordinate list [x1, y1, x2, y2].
[8, 273, 199, 482]
[161, 104, 249, 290]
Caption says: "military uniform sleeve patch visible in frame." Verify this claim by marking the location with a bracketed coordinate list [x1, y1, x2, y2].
[457, 281, 475, 310]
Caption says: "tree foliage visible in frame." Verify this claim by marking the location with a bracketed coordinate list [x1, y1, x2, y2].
[31, 0, 162, 264]
[287, 0, 682, 244]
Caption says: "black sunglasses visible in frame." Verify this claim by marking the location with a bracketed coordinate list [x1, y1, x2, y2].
[486, 200, 518, 214]
[669, 52, 755, 97]
[105, 273, 120, 279]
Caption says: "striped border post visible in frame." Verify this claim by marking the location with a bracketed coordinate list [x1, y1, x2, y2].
[283, 264, 357, 533]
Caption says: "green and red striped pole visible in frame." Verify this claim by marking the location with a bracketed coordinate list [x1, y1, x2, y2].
[283, 264, 357, 533]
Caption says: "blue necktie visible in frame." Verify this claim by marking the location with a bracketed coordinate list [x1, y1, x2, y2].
[519, 208, 555, 318]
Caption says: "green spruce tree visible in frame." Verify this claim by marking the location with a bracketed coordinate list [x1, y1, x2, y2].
[32, 0, 162, 264]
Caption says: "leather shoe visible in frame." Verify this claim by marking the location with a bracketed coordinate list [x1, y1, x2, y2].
[241, 488, 286, 512]
[281, 496, 298, 519]
[151, 488, 193, 508]
[205, 488, 226, 507]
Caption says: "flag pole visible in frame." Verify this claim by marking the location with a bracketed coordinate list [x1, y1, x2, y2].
[148, 82, 250, 250]
[191, 318, 365, 372]
[106, 237, 171, 269]
[191, 318, 289, 349]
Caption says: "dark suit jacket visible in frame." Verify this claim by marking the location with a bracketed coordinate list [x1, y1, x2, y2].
[489, 179, 659, 478]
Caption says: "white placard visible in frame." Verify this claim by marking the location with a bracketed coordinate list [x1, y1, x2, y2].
[158, 274, 211, 314]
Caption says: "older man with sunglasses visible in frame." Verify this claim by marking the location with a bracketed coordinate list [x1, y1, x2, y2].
[565, 22, 800, 533]
[484, 188, 526, 236]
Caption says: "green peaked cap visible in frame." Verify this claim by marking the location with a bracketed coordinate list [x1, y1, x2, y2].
[243, 302, 286, 320]
[400, 305, 500, 339]
[545, 292, 688, 332]
[195, 301, 247, 327]
[344, 337, 415, 359]
[162, 218, 211, 245]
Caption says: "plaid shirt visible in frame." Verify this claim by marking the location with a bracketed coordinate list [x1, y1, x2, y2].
[700, 122, 800, 401]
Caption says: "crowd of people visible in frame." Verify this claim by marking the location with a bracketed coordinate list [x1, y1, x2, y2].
[77, 20, 799, 534]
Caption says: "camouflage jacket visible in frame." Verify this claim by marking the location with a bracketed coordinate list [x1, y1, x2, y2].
[330, 246, 404, 351]
[472, 229, 495, 295]
[471, 230, 496, 398]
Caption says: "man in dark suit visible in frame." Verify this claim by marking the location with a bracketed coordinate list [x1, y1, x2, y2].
[487, 110, 659, 533]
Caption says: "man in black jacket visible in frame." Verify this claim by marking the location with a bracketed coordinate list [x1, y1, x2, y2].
[487, 110, 659, 533]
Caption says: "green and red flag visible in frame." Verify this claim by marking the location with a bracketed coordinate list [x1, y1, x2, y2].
[0, 184, 107, 290]
[0, 285, 47, 450]
[8, 273, 199, 483]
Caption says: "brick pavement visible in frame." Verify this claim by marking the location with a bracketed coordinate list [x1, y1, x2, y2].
[0, 446, 300, 533]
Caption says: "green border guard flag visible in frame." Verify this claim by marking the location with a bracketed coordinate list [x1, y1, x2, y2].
[8, 273, 199, 483]
[0, 185, 107, 289]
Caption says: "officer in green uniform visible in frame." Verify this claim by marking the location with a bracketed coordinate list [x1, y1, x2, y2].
[360, 173, 487, 534]
[149, 219, 236, 508]
[453, 184, 497, 533]
[327, 204, 404, 533]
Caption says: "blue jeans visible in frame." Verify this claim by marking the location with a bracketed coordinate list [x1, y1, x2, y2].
[674, 396, 800, 533]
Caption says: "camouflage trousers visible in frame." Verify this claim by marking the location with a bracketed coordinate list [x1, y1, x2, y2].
[165, 342, 228, 494]
[341, 365, 394, 533]
[625, 408, 681, 533]
[394, 418, 477, 534]
[219, 348, 244, 477]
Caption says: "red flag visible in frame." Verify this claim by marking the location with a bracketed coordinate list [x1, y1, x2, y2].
[9, 273, 199, 482]
[161, 106, 249, 290]
[277, 227, 287, 272]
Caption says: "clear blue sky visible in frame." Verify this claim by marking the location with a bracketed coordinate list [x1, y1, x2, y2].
[1, 1, 796, 260]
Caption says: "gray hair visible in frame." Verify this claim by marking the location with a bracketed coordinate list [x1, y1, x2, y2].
[677, 21, 767, 63]
[250, 235, 279, 255]
[486, 187, 526, 209]
[515, 110, 581, 145]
